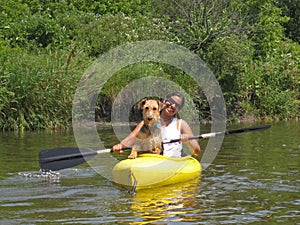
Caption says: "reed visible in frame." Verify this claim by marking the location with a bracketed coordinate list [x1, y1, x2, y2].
[0, 47, 91, 131]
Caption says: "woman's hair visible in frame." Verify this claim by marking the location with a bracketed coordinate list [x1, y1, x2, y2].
[165, 92, 185, 110]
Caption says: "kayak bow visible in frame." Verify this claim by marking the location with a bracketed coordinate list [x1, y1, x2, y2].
[112, 154, 201, 191]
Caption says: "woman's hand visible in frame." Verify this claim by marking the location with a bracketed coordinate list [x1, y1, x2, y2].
[112, 143, 124, 153]
[180, 133, 201, 156]
[192, 148, 200, 156]
[180, 134, 190, 143]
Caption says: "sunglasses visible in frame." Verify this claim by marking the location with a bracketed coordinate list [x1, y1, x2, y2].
[165, 97, 182, 110]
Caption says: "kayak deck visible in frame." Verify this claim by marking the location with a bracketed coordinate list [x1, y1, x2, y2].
[112, 154, 201, 191]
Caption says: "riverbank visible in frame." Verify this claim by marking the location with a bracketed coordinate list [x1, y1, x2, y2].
[1, 1, 299, 131]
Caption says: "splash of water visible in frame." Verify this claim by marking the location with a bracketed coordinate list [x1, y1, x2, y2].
[18, 170, 60, 180]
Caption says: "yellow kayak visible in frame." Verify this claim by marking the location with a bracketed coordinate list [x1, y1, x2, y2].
[112, 154, 201, 191]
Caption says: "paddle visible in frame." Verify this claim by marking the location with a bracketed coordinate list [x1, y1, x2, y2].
[164, 124, 271, 143]
[39, 124, 271, 171]
[39, 146, 132, 171]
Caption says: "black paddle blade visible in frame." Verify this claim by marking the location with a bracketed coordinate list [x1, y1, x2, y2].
[225, 124, 271, 135]
[39, 147, 97, 171]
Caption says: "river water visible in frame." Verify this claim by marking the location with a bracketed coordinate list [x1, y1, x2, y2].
[0, 121, 299, 224]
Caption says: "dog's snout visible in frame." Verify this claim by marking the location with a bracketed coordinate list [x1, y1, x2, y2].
[148, 117, 153, 121]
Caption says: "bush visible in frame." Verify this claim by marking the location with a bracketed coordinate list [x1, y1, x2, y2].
[239, 41, 300, 119]
[204, 35, 255, 116]
[74, 12, 171, 57]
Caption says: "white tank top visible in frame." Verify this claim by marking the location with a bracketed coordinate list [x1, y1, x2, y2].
[161, 118, 182, 158]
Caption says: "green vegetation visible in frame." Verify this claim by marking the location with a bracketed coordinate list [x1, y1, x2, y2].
[0, 0, 299, 130]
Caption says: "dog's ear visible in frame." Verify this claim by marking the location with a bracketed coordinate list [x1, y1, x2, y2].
[158, 100, 166, 111]
[138, 98, 147, 109]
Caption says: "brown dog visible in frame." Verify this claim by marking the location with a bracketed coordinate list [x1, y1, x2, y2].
[128, 99, 164, 159]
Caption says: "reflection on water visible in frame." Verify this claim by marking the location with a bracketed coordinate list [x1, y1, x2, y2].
[130, 178, 202, 224]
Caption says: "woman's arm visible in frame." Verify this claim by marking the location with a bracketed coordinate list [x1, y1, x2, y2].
[112, 121, 144, 152]
[180, 120, 201, 156]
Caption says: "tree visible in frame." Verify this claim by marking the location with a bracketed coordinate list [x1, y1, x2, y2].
[277, 0, 300, 43]
[152, 0, 298, 119]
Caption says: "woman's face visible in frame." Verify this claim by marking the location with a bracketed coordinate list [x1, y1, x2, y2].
[163, 95, 183, 116]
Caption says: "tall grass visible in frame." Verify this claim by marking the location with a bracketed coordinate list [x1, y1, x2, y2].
[0, 46, 91, 131]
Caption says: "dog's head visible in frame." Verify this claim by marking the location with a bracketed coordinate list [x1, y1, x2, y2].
[139, 99, 164, 126]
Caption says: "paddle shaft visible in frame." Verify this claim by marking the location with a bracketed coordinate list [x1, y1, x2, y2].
[39, 124, 270, 171]
[40, 147, 132, 164]
[164, 124, 271, 144]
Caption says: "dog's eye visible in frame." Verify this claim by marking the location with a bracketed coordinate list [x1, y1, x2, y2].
[153, 107, 157, 111]
[145, 107, 149, 110]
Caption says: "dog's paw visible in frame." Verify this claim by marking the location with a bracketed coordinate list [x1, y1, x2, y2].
[128, 152, 137, 159]
[152, 147, 161, 155]
[154, 150, 161, 155]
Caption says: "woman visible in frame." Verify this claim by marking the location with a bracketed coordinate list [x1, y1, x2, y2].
[112, 92, 200, 157]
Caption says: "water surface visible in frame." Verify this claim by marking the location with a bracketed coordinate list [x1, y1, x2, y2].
[0, 121, 299, 224]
